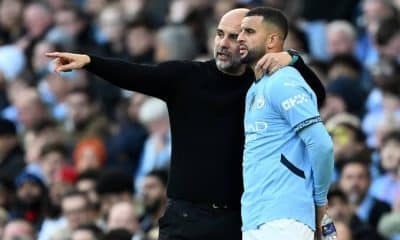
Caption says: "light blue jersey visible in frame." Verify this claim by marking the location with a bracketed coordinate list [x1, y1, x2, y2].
[242, 66, 333, 231]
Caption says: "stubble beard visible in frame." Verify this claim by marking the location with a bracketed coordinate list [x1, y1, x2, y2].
[241, 45, 266, 65]
[214, 50, 242, 74]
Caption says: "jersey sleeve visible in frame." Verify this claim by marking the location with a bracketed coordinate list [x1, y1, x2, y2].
[269, 68, 322, 132]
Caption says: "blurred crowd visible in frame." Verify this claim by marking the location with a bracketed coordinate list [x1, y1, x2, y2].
[0, 0, 399, 239]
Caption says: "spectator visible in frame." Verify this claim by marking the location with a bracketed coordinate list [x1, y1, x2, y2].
[339, 158, 391, 229]
[50, 190, 95, 239]
[139, 170, 168, 239]
[125, 17, 156, 63]
[326, 20, 357, 59]
[135, 98, 170, 189]
[375, 16, 400, 62]
[323, 76, 367, 119]
[377, 197, 400, 240]
[98, 5, 126, 57]
[327, 54, 363, 82]
[14, 88, 49, 133]
[23, 2, 53, 40]
[107, 93, 148, 174]
[76, 170, 100, 207]
[38, 167, 77, 240]
[82, 0, 108, 19]
[0, 0, 24, 44]
[0, 118, 25, 180]
[38, 142, 69, 185]
[370, 131, 400, 206]
[284, 24, 310, 56]
[3, 219, 35, 240]
[154, 25, 198, 61]
[329, 122, 368, 163]
[73, 137, 107, 173]
[10, 170, 47, 230]
[327, 188, 382, 239]
[362, 62, 400, 148]
[65, 87, 109, 143]
[23, 119, 64, 164]
[107, 201, 140, 235]
[95, 169, 134, 223]
[356, 0, 397, 68]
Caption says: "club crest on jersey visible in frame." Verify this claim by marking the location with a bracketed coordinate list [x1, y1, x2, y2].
[255, 96, 265, 109]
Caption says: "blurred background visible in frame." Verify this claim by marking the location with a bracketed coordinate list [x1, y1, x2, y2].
[0, 0, 399, 239]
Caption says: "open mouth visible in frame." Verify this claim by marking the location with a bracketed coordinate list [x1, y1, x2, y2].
[217, 52, 229, 61]
[239, 45, 247, 56]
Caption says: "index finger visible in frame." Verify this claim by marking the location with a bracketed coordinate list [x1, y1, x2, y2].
[45, 52, 63, 58]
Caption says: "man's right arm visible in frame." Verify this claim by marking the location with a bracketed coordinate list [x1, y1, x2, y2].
[84, 55, 187, 100]
[46, 52, 187, 100]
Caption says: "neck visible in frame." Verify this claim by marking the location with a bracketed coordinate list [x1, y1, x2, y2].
[252, 46, 284, 80]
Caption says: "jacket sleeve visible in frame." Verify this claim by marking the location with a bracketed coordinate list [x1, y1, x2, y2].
[84, 55, 188, 101]
[292, 55, 326, 108]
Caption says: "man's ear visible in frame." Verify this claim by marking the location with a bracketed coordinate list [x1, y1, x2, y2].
[266, 33, 280, 49]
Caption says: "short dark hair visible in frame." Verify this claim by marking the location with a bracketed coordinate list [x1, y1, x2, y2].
[339, 157, 371, 179]
[77, 170, 100, 183]
[246, 7, 288, 40]
[68, 87, 96, 104]
[101, 229, 132, 240]
[127, 15, 157, 31]
[75, 224, 103, 239]
[40, 142, 69, 159]
[96, 169, 133, 195]
[61, 190, 90, 206]
[31, 119, 58, 135]
[329, 54, 362, 75]
[376, 17, 400, 46]
[382, 130, 400, 147]
[288, 24, 309, 53]
[146, 169, 169, 187]
[327, 187, 348, 204]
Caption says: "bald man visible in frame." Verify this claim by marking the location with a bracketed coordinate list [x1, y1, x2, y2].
[46, 8, 325, 240]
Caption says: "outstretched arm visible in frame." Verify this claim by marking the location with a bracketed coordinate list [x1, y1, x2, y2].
[46, 52, 186, 100]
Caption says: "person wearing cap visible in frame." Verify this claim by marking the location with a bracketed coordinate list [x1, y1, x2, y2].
[0, 118, 25, 180]
[9, 170, 47, 230]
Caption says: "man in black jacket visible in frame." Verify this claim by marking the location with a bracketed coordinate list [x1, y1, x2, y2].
[46, 8, 325, 240]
